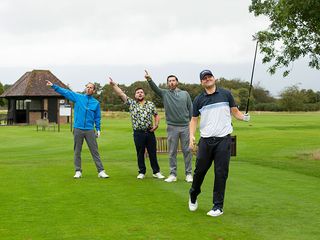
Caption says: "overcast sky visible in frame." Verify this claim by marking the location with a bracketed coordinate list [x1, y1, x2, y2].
[0, 0, 319, 96]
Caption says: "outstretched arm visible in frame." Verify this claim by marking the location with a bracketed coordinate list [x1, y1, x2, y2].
[109, 77, 128, 103]
[46, 80, 78, 102]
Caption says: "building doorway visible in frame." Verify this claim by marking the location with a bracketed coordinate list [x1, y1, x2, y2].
[48, 98, 57, 123]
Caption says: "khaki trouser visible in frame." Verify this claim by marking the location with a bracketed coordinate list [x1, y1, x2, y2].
[167, 125, 192, 176]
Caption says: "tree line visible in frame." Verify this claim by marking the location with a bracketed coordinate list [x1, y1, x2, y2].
[1, 79, 319, 111]
[93, 78, 320, 112]
[0, 83, 11, 107]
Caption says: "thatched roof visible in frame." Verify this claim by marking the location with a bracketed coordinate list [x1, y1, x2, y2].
[0, 70, 69, 97]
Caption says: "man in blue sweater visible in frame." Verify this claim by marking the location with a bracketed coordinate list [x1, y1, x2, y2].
[46, 80, 109, 179]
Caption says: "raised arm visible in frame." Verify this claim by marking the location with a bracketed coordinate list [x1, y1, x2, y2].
[109, 77, 128, 103]
[144, 70, 165, 97]
[46, 80, 78, 102]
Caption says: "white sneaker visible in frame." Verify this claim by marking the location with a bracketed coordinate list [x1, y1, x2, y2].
[207, 209, 223, 217]
[185, 174, 193, 183]
[98, 170, 109, 178]
[137, 173, 145, 179]
[164, 175, 177, 182]
[188, 198, 198, 211]
[74, 171, 82, 179]
[153, 172, 165, 179]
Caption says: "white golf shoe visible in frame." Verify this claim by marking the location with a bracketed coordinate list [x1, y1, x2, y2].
[153, 172, 165, 179]
[164, 175, 177, 182]
[188, 198, 198, 211]
[185, 174, 193, 183]
[98, 170, 109, 178]
[137, 173, 145, 179]
[74, 171, 82, 179]
[207, 209, 223, 217]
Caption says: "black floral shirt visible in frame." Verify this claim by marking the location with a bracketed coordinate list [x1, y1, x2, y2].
[126, 98, 158, 130]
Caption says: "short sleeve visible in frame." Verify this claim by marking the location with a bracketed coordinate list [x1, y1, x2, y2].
[150, 102, 158, 115]
[126, 97, 133, 106]
[227, 91, 236, 108]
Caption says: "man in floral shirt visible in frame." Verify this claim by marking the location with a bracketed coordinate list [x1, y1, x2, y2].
[109, 77, 165, 180]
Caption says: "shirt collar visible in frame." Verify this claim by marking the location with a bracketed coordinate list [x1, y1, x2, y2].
[169, 88, 181, 92]
[204, 87, 219, 96]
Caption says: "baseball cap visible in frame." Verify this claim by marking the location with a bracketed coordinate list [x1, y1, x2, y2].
[199, 70, 213, 80]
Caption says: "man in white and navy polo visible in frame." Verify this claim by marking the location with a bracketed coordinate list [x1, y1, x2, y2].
[188, 70, 250, 217]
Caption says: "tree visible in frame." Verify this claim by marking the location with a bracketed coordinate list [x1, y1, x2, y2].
[279, 85, 307, 111]
[249, 0, 320, 76]
[100, 84, 127, 111]
[252, 84, 276, 103]
[92, 82, 102, 100]
[3, 84, 12, 91]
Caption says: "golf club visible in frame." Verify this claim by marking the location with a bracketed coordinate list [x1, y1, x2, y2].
[245, 40, 259, 114]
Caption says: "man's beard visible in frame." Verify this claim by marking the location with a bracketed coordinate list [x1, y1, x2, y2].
[136, 97, 144, 102]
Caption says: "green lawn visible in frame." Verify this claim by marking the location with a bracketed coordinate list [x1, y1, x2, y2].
[0, 112, 319, 240]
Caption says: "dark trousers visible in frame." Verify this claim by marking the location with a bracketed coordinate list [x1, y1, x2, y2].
[133, 130, 160, 174]
[189, 135, 231, 210]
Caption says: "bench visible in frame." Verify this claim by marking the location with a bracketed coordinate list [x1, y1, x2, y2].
[0, 114, 7, 125]
[155, 137, 182, 154]
[146, 135, 236, 157]
[36, 119, 56, 131]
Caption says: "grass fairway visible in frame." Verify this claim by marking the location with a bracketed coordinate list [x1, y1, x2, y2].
[0, 112, 319, 240]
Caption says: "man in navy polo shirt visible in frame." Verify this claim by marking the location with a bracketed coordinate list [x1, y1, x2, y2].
[188, 70, 250, 217]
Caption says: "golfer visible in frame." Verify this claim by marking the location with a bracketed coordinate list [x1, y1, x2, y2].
[46, 80, 109, 179]
[109, 77, 165, 180]
[145, 70, 193, 183]
[188, 70, 250, 217]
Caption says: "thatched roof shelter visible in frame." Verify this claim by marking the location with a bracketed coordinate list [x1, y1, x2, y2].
[0, 70, 70, 125]
[1, 69, 68, 97]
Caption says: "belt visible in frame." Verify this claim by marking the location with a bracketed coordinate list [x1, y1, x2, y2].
[134, 129, 151, 133]
[203, 134, 230, 140]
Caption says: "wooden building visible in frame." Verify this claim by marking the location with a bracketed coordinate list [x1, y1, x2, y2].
[0, 70, 70, 125]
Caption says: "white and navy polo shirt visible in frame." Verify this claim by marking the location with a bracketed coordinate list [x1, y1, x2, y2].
[193, 87, 236, 138]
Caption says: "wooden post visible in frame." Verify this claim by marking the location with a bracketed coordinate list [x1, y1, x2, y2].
[58, 101, 60, 132]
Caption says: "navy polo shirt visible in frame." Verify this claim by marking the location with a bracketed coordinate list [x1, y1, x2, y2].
[193, 87, 236, 137]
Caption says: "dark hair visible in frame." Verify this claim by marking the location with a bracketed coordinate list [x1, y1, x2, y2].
[134, 87, 144, 93]
[167, 75, 178, 83]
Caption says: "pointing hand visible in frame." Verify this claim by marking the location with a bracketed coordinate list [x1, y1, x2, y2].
[109, 77, 116, 86]
[45, 80, 53, 86]
[144, 70, 151, 81]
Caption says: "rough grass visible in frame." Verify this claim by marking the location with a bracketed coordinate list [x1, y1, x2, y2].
[311, 150, 320, 160]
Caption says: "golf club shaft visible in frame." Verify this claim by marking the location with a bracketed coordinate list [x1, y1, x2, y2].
[245, 40, 259, 114]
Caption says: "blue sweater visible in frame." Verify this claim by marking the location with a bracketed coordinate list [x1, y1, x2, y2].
[52, 84, 101, 131]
